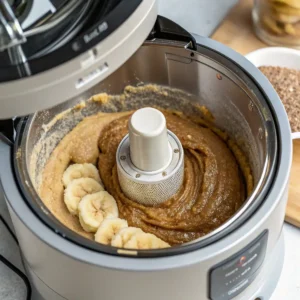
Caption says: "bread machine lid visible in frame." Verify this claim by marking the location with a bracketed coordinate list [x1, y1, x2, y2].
[0, 0, 157, 119]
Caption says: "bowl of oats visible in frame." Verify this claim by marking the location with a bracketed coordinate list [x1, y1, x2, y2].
[246, 47, 300, 138]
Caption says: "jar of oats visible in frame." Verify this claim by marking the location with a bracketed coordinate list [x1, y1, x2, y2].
[253, 0, 300, 47]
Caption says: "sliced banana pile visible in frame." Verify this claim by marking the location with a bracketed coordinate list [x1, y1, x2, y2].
[62, 163, 170, 249]
[261, 0, 300, 37]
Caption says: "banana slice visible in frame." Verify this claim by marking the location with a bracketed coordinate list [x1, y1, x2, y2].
[62, 163, 102, 187]
[111, 227, 170, 249]
[111, 227, 144, 248]
[271, 0, 300, 10]
[64, 178, 104, 215]
[94, 218, 128, 245]
[284, 23, 297, 34]
[272, 10, 300, 23]
[262, 15, 284, 34]
[124, 232, 170, 249]
[78, 191, 118, 233]
[271, 2, 300, 15]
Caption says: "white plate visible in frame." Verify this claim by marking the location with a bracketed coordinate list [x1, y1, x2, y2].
[246, 47, 300, 69]
[246, 47, 300, 139]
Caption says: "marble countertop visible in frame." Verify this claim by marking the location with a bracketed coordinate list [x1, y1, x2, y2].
[1, 1, 300, 299]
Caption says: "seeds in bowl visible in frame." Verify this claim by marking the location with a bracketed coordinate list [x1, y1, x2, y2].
[259, 66, 300, 132]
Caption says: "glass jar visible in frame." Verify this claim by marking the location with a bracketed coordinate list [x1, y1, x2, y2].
[253, 0, 300, 47]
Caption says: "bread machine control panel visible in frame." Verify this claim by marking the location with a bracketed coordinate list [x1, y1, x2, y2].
[210, 230, 268, 300]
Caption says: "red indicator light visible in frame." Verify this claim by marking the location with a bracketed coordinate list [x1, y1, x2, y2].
[238, 256, 246, 266]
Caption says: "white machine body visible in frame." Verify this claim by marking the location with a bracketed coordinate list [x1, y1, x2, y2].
[0, 4, 293, 300]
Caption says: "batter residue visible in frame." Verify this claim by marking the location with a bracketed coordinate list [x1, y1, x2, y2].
[40, 104, 252, 245]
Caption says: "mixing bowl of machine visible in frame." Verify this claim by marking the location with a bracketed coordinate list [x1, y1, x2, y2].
[0, 16, 292, 300]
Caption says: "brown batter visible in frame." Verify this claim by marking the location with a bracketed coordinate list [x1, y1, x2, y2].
[40, 106, 252, 245]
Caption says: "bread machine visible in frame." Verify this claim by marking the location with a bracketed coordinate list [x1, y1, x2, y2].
[0, 0, 292, 299]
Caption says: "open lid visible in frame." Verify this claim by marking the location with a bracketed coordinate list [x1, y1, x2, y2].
[0, 0, 157, 119]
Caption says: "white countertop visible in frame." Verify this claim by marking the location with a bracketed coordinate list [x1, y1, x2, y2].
[1, 0, 300, 299]
[271, 224, 300, 299]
